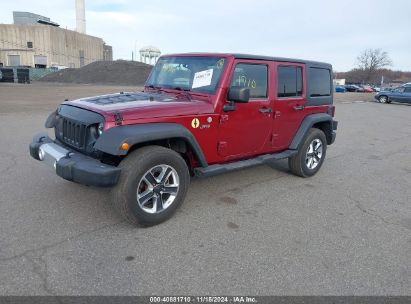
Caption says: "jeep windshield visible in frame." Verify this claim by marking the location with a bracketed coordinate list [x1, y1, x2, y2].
[145, 56, 227, 94]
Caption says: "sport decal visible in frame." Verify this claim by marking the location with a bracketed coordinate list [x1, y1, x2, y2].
[191, 118, 200, 129]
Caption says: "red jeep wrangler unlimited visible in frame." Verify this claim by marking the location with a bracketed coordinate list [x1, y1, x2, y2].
[30, 53, 337, 226]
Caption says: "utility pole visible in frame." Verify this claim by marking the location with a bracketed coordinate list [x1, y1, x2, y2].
[134, 41, 138, 62]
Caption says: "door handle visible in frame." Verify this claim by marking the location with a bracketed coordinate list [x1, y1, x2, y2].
[293, 105, 304, 111]
[259, 107, 273, 113]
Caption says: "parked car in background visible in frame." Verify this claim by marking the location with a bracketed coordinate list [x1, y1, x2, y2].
[50, 65, 68, 71]
[380, 87, 396, 92]
[361, 85, 374, 93]
[373, 87, 381, 92]
[335, 85, 346, 93]
[375, 86, 411, 104]
[345, 85, 364, 92]
[344, 85, 357, 92]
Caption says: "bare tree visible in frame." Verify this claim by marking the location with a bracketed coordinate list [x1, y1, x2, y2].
[356, 48, 392, 82]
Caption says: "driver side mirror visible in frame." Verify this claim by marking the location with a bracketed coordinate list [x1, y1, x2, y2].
[227, 86, 250, 103]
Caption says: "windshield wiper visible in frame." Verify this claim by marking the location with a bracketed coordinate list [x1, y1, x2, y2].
[146, 85, 164, 93]
[171, 87, 192, 101]
[171, 87, 190, 91]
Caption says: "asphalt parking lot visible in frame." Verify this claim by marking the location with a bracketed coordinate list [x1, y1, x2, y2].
[0, 83, 410, 295]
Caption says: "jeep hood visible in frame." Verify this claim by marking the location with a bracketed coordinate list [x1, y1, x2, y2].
[63, 91, 214, 122]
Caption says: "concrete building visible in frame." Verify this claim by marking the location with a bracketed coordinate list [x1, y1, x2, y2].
[13, 11, 60, 27]
[0, 10, 112, 68]
[333, 79, 346, 86]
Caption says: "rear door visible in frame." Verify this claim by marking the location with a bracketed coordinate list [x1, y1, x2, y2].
[217, 60, 273, 160]
[271, 62, 306, 150]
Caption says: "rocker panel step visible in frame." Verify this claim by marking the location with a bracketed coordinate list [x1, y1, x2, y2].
[194, 149, 297, 177]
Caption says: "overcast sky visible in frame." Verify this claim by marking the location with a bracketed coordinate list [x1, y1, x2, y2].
[1, 0, 410, 71]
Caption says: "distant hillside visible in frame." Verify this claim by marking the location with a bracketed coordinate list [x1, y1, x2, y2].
[336, 69, 411, 85]
[39, 60, 153, 85]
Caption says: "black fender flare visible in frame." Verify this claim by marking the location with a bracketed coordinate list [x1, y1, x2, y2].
[94, 123, 208, 167]
[289, 113, 335, 150]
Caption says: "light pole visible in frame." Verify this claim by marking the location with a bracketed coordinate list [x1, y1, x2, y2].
[134, 41, 138, 62]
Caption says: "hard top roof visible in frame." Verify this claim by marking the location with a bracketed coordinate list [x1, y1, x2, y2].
[161, 53, 332, 68]
[233, 53, 332, 68]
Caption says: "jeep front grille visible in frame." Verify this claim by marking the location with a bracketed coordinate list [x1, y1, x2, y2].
[62, 118, 87, 149]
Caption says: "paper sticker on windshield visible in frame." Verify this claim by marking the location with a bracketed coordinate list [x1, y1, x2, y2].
[192, 69, 213, 89]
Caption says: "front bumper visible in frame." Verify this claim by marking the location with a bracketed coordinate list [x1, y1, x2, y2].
[29, 133, 121, 187]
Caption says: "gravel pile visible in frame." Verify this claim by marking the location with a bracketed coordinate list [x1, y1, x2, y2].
[38, 60, 153, 85]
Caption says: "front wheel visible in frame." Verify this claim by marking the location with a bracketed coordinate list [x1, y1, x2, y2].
[288, 128, 327, 177]
[379, 95, 388, 103]
[111, 146, 190, 226]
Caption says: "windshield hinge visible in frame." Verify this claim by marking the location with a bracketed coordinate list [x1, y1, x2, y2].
[114, 111, 123, 125]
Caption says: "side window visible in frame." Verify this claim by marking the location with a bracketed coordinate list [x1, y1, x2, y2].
[404, 87, 411, 93]
[309, 67, 331, 97]
[230, 64, 268, 98]
[277, 66, 303, 98]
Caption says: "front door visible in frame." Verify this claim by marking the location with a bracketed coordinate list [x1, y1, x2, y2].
[396, 86, 411, 103]
[402, 87, 411, 103]
[217, 61, 273, 160]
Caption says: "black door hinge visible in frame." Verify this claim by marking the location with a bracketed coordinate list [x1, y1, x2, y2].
[114, 111, 123, 125]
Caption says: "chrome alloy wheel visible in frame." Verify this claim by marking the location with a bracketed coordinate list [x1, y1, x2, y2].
[136, 165, 179, 214]
[305, 139, 323, 170]
[379, 96, 387, 103]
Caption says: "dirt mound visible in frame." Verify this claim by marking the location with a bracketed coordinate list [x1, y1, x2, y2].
[38, 60, 153, 85]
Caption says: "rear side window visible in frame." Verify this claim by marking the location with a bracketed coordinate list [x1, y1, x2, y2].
[404, 87, 411, 93]
[230, 64, 268, 98]
[277, 66, 303, 98]
[309, 68, 331, 97]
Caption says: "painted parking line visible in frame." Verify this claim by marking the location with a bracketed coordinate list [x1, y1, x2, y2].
[341, 100, 366, 104]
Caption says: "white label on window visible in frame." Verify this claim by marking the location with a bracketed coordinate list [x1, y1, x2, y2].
[192, 69, 213, 89]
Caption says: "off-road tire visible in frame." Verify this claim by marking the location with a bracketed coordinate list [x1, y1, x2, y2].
[288, 128, 327, 177]
[111, 146, 190, 226]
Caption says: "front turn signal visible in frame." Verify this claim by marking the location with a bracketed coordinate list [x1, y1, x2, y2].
[120, 142, 130, 151]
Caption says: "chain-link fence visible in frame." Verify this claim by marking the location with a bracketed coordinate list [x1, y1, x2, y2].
[0, 67, 55, 83]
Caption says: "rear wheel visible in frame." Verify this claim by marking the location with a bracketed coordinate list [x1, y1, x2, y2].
[288, 128, 327, 177]
[111, 146, 190, 226]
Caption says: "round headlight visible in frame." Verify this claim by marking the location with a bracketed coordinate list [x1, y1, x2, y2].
[98, 123, 104, 135]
